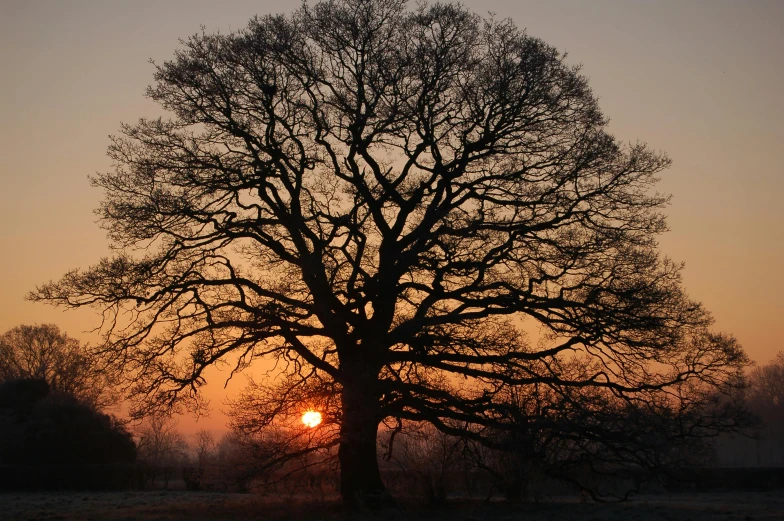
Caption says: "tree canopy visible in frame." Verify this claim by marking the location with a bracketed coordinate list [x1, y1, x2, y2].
[32, 0, 747, 506]
[0, 324, 114, 410]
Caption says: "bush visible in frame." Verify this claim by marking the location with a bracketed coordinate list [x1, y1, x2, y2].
[0, 378, 136, 489]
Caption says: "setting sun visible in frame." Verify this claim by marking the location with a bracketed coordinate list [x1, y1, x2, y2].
[302, 409, 322, 428]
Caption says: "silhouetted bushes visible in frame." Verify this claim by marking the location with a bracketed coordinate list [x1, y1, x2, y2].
[0, 378, 135, 465]
[0, 378, 136, 489]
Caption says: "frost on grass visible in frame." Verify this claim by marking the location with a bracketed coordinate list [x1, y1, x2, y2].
[3, 491, 784, 521]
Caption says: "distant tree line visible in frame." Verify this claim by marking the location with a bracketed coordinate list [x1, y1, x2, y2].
[3, 322, 780, 496]
[214, 354, 782, 501]
[746, 352, 784, 438]
[221, 378, 755, 501]
[713, 352, 784, 467]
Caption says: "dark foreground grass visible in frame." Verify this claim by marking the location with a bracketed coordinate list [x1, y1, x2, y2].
[3, 491, 783, 521]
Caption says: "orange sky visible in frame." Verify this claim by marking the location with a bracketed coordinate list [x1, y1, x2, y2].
[1, 0, 782, 434]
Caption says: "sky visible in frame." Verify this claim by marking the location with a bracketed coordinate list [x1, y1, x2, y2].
[1, 0, 783, 434]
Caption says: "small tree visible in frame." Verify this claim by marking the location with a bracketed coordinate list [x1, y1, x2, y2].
[135, 413, 187, 488]
[32, 0, 748, 506]
[181, 429, 216, 490]
[193, 429, 216, 467]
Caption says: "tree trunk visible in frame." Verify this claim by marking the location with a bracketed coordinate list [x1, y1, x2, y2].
[338, 383, 391, 509]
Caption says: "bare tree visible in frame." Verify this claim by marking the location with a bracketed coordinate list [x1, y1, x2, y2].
[31, 0, 748, 507]
[193, 429, 216, 469]
[0, 324, 114, 410]
[135, 413, 187, 488]
[181, 428, 227, 490]
[747, 352, 784, 413]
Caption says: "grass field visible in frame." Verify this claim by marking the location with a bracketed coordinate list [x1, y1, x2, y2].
[3, 490, 783, 521]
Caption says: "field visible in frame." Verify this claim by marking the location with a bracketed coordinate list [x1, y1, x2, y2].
[4, 491, 783, 521]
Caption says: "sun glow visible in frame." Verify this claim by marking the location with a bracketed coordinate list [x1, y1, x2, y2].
[302, 409, 322, 428]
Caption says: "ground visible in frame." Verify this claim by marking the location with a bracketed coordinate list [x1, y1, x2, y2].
[3, 491, 783, 521]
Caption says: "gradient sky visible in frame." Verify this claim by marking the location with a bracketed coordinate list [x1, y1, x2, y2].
[1, 0, 782, 433]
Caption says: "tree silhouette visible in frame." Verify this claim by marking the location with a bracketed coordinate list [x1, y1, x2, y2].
[0, 324, 115, 410]
[134, 413, 187, 488]
[31, 0, 747, 506]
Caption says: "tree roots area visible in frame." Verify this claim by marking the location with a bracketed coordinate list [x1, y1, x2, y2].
[3, 491, 783, 521]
